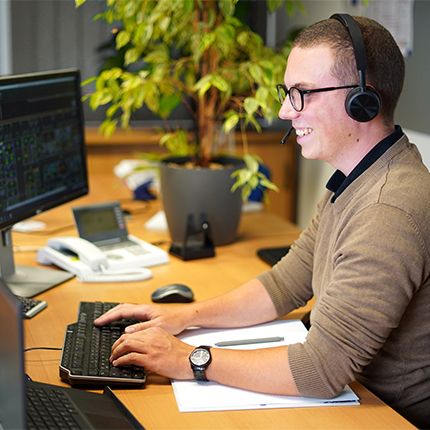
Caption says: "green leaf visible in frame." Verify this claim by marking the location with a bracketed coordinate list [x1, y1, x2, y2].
[89, 91, 111, 109]
[124, 48, 141, 65]
[144, 46, 169, 64]
[211, 75, 229, 92]
[194, 75, 213, 97]
[81, 76, 96, 87]
[267, 0, 283, 13]
[223, 113, 239, 133]
[116, 30, 130, 49]
[99, 119, 118, 137]
[248, 64, 263, 82]
[106, 104, 119, 119]
[259, 178, 279, 192]
[159, 16, 171, 32]
[237, 31, 248, 47]
[198, 81, 211, 98]
[244, 97, 259, 116]
[245, 114, 262, 132]
[158, 93, 182, 118]
[200, 32, 216, 52]
[243, 154, 259, 173]
[75, 0, 86, 7]
[218, 0, 238, 17]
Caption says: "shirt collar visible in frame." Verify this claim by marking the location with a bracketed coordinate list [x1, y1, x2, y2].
[326, 125, 404, 203]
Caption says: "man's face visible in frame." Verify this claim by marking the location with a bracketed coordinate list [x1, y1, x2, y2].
[279, 45, 359, 170]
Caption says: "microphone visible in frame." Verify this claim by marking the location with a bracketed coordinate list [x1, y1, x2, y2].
[280, 126, 294, 144]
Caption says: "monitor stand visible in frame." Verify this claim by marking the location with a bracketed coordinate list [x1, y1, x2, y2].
[1, 228, 74, 298]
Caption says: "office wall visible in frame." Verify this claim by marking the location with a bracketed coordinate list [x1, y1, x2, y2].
[9, 1, 107, 78]
[396, 1, 430, 172]
[7, 0, 110, 124]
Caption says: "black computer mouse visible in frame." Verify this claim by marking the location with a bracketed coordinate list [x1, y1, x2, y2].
[151, 284, 194, 303]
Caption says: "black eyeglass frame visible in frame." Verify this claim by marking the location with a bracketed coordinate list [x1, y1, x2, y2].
[276, 83, 359, 112]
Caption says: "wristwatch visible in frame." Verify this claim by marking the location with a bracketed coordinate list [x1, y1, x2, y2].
[189, 345, 212, 382]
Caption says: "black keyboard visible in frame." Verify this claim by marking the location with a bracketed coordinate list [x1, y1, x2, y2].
[17, 295, 47, 319]
[27, 384, 84, 430]
[60, 301, 146, 387]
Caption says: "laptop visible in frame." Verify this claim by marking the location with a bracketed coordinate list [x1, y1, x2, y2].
[0, 277, 144, 430]
[72, 201, 169, 270]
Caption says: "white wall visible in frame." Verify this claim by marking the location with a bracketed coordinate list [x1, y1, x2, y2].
[405, 129, 430, 169]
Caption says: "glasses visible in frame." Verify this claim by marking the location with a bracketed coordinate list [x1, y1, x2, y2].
[276, 84, 358, 112]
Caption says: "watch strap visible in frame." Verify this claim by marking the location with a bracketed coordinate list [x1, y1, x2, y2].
[193, 368, 209, 382]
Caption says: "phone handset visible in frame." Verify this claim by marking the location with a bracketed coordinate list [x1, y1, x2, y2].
[47, 236, 108, 271]
[37, 236, 152, 282]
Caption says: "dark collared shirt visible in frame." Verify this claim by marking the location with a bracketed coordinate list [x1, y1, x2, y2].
[326, 125, 404, 202]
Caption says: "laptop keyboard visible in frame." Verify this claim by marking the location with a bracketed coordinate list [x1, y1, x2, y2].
[27, 384, 83, 430]
[17, 295, 47, 318]
[60, 301, 146, 387]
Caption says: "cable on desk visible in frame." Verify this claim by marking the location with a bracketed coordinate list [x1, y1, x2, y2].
[24, 347, 62, 352]
[14, 223, 75, 236]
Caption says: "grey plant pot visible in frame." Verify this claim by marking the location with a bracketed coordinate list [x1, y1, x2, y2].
[159, 156, 243, 246]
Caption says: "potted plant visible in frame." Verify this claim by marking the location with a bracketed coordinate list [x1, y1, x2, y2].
[76, 0, 300, 246]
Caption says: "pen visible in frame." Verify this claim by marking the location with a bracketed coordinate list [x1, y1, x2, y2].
[214, 336, 284, 347]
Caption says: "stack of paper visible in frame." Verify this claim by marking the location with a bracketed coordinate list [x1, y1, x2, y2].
[172, 320, 359, 412]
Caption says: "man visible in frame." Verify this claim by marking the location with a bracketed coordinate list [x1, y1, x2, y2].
[95, 15, 430, 428]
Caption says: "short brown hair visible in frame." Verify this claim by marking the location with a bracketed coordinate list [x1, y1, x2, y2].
[293, 16, 405, 125]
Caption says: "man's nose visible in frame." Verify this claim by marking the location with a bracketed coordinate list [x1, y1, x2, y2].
[278, 98, 299, 121]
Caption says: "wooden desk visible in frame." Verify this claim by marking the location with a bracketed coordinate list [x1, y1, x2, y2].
[14, 159, 414, 429]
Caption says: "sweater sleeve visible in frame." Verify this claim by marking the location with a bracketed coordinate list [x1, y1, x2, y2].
[288, 203, 429, 398]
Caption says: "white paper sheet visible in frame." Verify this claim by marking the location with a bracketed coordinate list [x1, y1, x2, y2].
[172, 320, 360, 412]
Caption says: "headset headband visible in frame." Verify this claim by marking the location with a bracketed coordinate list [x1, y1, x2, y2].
[330, 13, 367, 90]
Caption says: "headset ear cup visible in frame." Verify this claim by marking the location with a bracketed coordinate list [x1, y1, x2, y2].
[345, 87, 381, 122]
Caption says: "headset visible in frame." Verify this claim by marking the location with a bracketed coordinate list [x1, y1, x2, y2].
[330, 13, 381, 122]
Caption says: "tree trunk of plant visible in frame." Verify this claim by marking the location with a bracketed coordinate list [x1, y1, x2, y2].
[196, 0, 219, 166]
[197, 89, 217, 166]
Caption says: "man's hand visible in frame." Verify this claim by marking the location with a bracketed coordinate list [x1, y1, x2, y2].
[93, 303, 193, 335]
[109, 326, 195, 380]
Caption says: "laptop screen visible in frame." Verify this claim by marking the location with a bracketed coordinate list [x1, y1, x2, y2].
[0, 278, 26, 429]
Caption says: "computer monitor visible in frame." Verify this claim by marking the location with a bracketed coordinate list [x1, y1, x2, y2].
[0, 69, 88, 297]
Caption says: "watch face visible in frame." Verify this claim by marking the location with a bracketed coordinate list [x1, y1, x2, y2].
[191, 348, 210, 365]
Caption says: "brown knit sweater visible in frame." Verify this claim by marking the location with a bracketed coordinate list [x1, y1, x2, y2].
[258, 134, 430, 428]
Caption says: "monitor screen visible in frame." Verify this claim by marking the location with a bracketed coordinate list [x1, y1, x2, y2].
[0, 69, 88, 297]
[0, 69, 88, 229]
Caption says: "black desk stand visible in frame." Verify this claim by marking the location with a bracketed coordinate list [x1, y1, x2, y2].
[169, 214, 215, 261]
